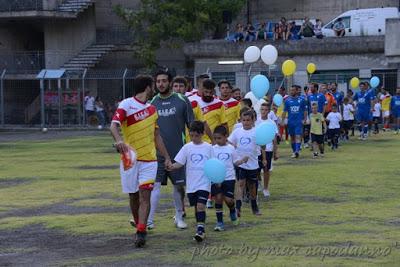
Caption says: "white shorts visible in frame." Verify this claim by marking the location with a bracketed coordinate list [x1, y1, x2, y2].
[120, 161, 157, 194]
[383, 111, 390, 118]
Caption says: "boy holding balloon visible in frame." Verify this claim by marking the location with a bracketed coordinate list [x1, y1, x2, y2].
[229, 110, 266, 217]
[167, 121, 214, 242]
[211, 125, 249, 231]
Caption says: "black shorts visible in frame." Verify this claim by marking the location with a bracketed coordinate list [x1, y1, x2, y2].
[237, 168, 259, 183]
[211, 180, 235, 199]
[258, 152, 273, 171]
[187, 190, 209, 207]
[343, 120, 353, 131]
[156, 159, 185, 186]
[311, 133, 324, 144]
[328, 128, 340, 139]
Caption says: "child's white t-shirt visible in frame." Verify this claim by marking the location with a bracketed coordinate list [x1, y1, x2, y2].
[255, 118, 278, 152]
[343, 104, 354, 121]
[174, 142, 213, 193]
[212, 144, 238, 181]
[232, 122, 243, 132]
[373, 103, 381, 117]
[228, 127, 259, 170]
[268, 111, 279, 125]
[327, 112, 342, 129]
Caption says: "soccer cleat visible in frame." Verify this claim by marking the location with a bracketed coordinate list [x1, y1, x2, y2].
[295, 152, 299, 158]
[129, 218, 136, 228]
[175, 218, 188, 229]
[147, 221, 154, 230]
[252, 208, 262, 216]
[290, 153, 296, 158]
[230, 211, 238, 225]
[214, 222, 225, 231]
[135, 232, 147, 248]
[194, 232, 205, 242]
[312, 152, 318, 159]
[263, 189, 270, 199]
[206, 199, 214, 209]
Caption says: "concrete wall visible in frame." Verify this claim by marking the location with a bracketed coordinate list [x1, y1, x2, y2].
[246, 0, 399, 23]
[44, 6, 96, 68]
[0, 24, 44, 52]
[95, 0, 140, 29]
[385, 18, 400, 59]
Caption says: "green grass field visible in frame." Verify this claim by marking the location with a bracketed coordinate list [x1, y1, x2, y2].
[0, 131, 400, 266]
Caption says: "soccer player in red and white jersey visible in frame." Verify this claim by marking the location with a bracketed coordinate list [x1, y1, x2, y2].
[110, 75, 171, 248]
[218, 80, 241, 134]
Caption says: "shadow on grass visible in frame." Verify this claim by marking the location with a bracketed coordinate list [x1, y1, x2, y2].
[0, 177, 38, 188]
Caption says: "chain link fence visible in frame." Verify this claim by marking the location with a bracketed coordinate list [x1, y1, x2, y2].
[0, 68, 398, 128]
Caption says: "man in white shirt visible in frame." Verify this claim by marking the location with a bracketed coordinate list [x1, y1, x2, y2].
[84, 91, 95, 125]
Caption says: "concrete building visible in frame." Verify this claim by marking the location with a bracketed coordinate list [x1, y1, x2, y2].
[0, 0, 400, 125]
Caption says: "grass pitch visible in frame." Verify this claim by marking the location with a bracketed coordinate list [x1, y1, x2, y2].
[0, 131, 400, 266]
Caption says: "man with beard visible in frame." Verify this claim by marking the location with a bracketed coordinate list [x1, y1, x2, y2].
[353, 82, 375, 140]
[194, 79, 228, 143]
[218, 80, 240, 134]
[148, 70, 195, 230]
[172, 76, 213, 143]
[110, 74, 171, 247]
[281, 85, 307, 158]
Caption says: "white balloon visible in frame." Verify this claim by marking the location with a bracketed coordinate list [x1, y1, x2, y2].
[244, 46, 261, 63]
[261, 45, 278, 65]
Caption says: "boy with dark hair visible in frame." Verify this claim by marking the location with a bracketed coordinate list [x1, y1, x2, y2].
[310, 103, 327, 158]
[167, 121, 213, 242]
[229, 110, 265, 217]
[326, 104, 342, 150]
[212, 125, 248, 230]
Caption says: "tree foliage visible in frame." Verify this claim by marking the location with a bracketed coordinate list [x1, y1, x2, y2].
[114, 0, 246, 68]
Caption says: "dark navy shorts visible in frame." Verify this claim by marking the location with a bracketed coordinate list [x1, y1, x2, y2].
[211, 180, 235, 199]
[237, 168, 259, 183]
[187, 190, 209, 207]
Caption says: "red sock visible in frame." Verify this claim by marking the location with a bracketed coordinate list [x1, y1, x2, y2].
[137, 223, 146, 233]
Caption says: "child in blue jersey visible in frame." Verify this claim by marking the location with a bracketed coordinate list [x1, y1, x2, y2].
[211, 125, 249, 231]
[391, 88, 400, 134]
[353, 82, 375, 140]
[281, 86, 307, 158]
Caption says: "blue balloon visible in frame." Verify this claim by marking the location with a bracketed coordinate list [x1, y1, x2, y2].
[255, 121, 277, 145]
[204, 158, 226, 183]
[273, 94, 283, 107]
[370, 76, 380, 88]
[250, 74, 270, 99]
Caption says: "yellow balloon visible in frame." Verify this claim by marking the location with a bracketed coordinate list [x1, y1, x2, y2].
[282, 60, 296, 76]
[307, 63, 316, 74]
[350, 77, 360, 89]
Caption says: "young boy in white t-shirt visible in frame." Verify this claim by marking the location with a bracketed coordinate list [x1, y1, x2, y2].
[212, 125, 249, 231]
[372, 101, 381, 134]
[342, 97, 355, 140]
[168, 121, 213, 242]
[256, 103, 279, 199]
[326, 104, 342, 150]
[229, 110, 265, 217]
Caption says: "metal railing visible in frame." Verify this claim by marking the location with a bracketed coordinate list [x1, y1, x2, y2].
[0, 0, 43, 12]
[0, 51, 45, 71]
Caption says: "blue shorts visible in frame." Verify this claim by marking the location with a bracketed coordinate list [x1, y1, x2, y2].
[393, 112, 400, 119]
[288, 123, 303, 136]
[356, 111, 372, 123]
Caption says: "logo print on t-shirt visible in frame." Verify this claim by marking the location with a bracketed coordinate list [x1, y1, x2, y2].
[239, 137, 251, 145]
[190, 154, 204, 164]
[217, 153, 230, 161]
